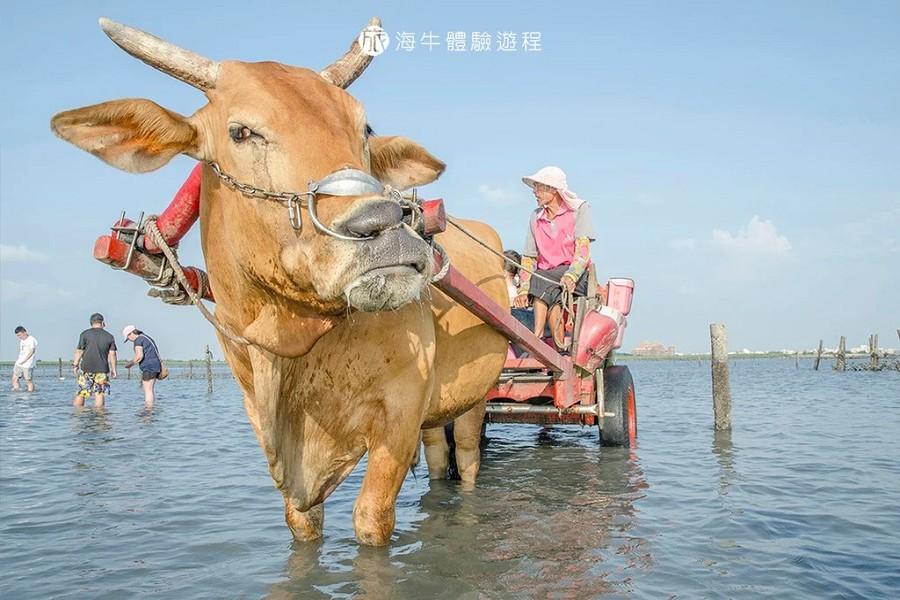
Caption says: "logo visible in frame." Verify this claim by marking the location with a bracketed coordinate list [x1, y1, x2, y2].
[358, 25, 390, 56]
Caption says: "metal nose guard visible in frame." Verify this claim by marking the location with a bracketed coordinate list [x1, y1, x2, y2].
[206, 161, 411, 241]
[304, 168, 392, 241]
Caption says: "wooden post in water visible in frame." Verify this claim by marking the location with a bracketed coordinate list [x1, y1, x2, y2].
[58, 357, 62, 379]
[795, 352, 800, 369]
[205, 345, 213, 394]
[813, 340, 824, 371]
[835, 336, 846, 371]
[870, 334, 879, 369]
[188, 360, 194, 379]
[709, 323, 732, 431]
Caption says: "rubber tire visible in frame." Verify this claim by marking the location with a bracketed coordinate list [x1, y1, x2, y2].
[600, 365, 637, 447]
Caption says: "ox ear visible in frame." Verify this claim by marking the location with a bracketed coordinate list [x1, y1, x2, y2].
[51, 99, 199, 173]
[369, 136, 445, 190]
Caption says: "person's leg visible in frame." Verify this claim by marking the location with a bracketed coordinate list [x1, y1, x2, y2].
[532, 298, 549, 339]
[142, 378, 155, 408]
[548, 303, 565, 349]
[74, 373, 87, 407]
[11, 369, 20, 391]
[25, 369, 34, 392]
[94, 392, 105, 409]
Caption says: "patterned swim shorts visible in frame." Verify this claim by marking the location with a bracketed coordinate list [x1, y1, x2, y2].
[77, 372, 110, 398]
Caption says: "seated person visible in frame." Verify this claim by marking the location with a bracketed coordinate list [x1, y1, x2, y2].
[513, 166, 595, 352]
[503, 249, 535, 332]
[503, 249, 534, 358]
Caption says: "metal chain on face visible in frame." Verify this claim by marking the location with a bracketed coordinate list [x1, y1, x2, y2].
[206, 161, 313, 205]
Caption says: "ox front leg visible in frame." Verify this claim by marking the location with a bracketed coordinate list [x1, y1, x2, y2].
[353, 435, 420, 546]
[283, 496, 324, 542]
[453, 401, 487, 484]
[421, 426, 450, 480]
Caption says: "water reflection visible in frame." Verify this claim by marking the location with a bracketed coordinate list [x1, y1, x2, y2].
[266, 429, 650, 597]
[711, 430, 736, 496]
[69, 406, 112, 440]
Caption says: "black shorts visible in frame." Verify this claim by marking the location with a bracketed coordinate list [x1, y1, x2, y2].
[528, 265, 589, 307]
[141, 370, 161, 381]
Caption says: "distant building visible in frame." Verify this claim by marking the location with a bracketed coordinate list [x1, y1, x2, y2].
[632, 342, 675, 356]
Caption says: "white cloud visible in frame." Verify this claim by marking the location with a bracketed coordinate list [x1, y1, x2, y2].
[478, 184, 518, 207]
[0, 244, 47, 263]
[1, 280, 76, 304]
[710, 216, 791, 256]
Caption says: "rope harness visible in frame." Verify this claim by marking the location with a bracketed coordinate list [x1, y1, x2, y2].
[144, 217, 250, 345]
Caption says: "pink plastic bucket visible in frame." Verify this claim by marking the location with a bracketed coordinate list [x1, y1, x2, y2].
[607, 278, 634, 316]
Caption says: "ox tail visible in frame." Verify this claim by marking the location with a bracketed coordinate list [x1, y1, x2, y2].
[444, 422, 461, 480]
[409, 432, 423, 481]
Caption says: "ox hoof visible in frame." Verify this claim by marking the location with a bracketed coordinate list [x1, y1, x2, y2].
[285, 502, 323, 542]
[353, 507, 394, 547]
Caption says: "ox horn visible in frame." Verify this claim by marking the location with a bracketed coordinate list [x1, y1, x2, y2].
[99, 17, 219, 91]
[319, 16, 381, 89]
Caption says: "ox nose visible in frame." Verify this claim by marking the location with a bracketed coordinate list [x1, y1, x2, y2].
[342, 200, 404, 238]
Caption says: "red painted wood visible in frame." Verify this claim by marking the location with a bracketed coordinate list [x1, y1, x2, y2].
[93, 235, 215, 302]
[431, 256, 574, 377]
[420, 199, 446, 236]
[143, 163, 202, 253]
[485, 381, 555, 403]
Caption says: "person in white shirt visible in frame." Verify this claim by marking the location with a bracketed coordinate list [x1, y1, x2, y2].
[12, 325, 38, 392]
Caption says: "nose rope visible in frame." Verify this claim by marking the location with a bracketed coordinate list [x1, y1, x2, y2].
[144, 217, 250, 346]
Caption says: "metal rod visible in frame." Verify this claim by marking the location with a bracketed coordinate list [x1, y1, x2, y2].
[496, 374, 554, 383]
[485, 403, 601, 415]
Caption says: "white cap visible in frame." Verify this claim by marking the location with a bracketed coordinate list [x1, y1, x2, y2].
[122, 325, 137, 341]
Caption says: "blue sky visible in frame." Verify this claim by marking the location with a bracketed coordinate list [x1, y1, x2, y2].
[1, 0, 898, 359]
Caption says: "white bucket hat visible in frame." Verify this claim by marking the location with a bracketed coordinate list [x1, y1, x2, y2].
[522, 166, 585, 210]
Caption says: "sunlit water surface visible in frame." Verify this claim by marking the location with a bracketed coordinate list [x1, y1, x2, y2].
[1, 359, 898, 598]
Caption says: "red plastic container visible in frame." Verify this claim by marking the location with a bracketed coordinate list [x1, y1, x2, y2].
[575, 306, 623, 372]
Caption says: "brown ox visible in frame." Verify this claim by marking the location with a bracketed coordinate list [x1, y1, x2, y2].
[51, 18, 507, 545]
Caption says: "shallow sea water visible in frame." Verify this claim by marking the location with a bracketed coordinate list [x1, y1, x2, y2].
[1, 359, 898, 599]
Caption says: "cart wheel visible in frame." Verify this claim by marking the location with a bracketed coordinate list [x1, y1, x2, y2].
[600, 365, 637, 447]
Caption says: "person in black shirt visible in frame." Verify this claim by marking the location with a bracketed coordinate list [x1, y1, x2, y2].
[72, 313, 117, 408]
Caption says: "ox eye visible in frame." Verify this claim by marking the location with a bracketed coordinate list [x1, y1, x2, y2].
[229, 124, 254, 143]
